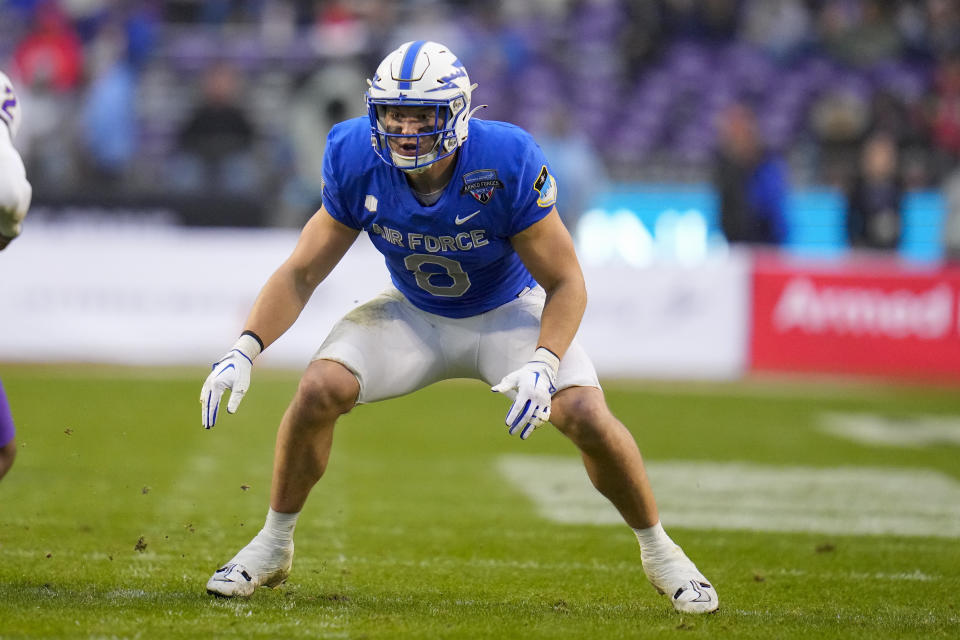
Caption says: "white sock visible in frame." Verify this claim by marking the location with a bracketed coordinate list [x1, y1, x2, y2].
[260, 508, 299, 544]
[632, 521, 674, 554]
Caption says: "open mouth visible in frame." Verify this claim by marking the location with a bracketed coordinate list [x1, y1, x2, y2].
[395, 141, 420, 156]
[391, 135, 437, 158]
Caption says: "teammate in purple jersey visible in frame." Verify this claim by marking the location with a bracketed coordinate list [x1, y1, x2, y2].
[0, 380, 17, 481]
[0, 70, 33, 481]
[200, 41, 718, 613]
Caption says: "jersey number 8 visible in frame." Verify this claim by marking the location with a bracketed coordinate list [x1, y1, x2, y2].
[404, 254, 471, 297]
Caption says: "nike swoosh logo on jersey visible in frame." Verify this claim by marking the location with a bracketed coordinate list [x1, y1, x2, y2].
[454, 210, 481, 225]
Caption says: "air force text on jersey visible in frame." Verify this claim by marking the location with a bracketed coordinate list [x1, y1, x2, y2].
[370, 222, 489, 253]
[322, 117, 558, 319]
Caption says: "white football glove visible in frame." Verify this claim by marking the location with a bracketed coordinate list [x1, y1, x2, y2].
[491, 347, 560, 440]
[200, 334, 262, 429]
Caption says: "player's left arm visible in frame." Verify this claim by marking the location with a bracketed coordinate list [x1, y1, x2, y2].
[510, 207, 587, 360]
[491, 208, 586, 439]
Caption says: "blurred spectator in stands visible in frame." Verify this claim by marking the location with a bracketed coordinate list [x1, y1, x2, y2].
[454, 4, 530, 124]
[869, 87, 932, 188]
[163, 0, 265, 25]
[78, 5, 157, 186]
[170, 61, 260, 195]
[942, 165, 960, 262]
[10, 77, 77, 191]
[844, 131, 903, 251]
[927, 51, 960, 179]
[277, 58, 367, 228]
[535, 105, 609, 233]
[620, 0, 665, 69]
[713, 101, 789, 245]
[308, 0, 374, 60]
[357, 0, 400, 61]
[13, 2, 83, 93]
[924, 0, 960, 60]
[739, 0, 813, 63]
[10, 3, 85, 191]
[2, 0, 41, 17]
[457, 2, 530, 77]
[810, 86, 872, 186]
[662, 0, 740, 43]
[817, 0, 903, 68]
[893, 1, 933, 61]
[870, 89, 911, 144]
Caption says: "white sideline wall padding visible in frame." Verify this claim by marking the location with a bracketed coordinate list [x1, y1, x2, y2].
[579, 257, 749, 378]
[0, 226, 748, 378]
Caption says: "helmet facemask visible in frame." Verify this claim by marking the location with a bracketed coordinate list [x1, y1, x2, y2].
[369, 97, 466, 173]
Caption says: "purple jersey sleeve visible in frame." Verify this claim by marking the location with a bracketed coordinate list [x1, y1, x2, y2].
[0, 379, 16, 448]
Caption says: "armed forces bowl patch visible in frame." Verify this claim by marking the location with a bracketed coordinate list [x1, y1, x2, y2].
[461, 169, 504, 204]
[533, 165, 557, 208]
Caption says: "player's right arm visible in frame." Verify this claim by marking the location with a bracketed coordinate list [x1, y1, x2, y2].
[200, 207, 360, 428]
[242, 207, 360, 349]
[0, 136, 30, 250]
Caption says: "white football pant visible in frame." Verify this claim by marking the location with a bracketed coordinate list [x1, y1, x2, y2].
[313, 286, 600, 404]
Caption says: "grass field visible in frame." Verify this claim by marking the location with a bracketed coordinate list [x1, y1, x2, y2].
[1, 364, 959, 639]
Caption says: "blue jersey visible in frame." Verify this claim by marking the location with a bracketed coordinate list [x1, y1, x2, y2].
[321, 117, 558, 318]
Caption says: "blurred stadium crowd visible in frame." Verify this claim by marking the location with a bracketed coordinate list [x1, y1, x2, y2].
[2, 0, 960, 236]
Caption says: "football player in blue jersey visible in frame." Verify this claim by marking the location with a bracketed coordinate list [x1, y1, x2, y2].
[0, 70, 33, 482]
[200, 41, 718, 613]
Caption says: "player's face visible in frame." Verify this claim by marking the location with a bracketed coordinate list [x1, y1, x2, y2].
[379, 105, 442, 157]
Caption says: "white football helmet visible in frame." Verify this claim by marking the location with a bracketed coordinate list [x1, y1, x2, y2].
[0, 71, 22, 139]
[366, 40, 480, 172]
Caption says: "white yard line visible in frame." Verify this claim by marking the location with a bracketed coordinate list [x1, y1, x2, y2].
[769, 568, 937, 582]
[819, 412, 960, 447]
[498, 455, 960, 538]
[0, 547, 947, 585]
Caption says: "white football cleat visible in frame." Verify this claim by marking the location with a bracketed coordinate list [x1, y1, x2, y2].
[206, 533, 293, 598]
[642, 544, 718, 614]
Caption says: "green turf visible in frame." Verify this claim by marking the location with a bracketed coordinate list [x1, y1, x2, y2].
[1, 365, 958, 638]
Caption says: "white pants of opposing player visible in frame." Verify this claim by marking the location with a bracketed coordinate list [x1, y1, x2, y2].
[313, 286, 599, 404]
